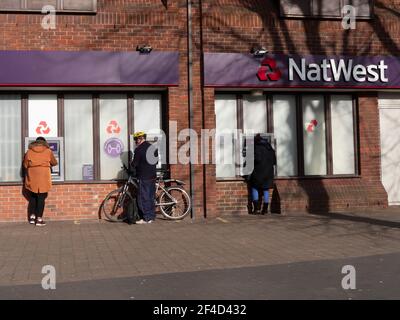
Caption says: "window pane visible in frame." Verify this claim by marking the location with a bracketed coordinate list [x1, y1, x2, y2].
[331, 95, 355, 174]
[99, 94, 128, 180]
[273, 95, 298, 176]
[63, 0, 96, 11]
[0, 0, 22, 9]
[133, 94, 163, 168]
[313, 0, 341, 17]
[215, 95, 237, 178]
[242, 95, 267, 134]
[28, 94, 58, 138]
[133, 94, 162, 134]
[26, 0, 57, 10]
[302, 95, 327, 175]
[344, 0, 371, 17]
[0, 94, 21, 182]
[280, 0, 311, 16]
[64, 94, 94, 181]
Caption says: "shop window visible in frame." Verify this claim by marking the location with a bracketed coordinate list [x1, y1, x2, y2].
[242, 95, 268, 134]
[215, 95, 237, 178]
[302, 95, 327, 176]
[215, 94, 270, 179]
[0, 0, 20, 10]
[280, 0, 372, 18]
[330, 95, 356, 174]
[64, 94, 94, 181]
[28, 94, 58, 138]
[0, 92, 165, 184]
[0, 0, 97, 12]
[26, 0, 57, 10]
[62, 0, 96, 11]
[99, 94, 128, 181]
[133, 94, 163, 169]
[133, 94, 162, 135]
[215, 93, 358, 179]
[0, 94, 21, 182]
[272, 95, 298, 176]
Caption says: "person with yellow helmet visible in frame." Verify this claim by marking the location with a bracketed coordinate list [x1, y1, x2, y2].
[131, 131, 158, 224]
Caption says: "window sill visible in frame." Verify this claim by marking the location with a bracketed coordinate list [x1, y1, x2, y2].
[0, 10, 97, 15]
[0, 180, 123, 187]
[216, 175, 361, 182]
[279, 15, 373, 21]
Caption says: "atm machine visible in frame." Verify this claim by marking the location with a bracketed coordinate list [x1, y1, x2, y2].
[25, 137, 64, 182]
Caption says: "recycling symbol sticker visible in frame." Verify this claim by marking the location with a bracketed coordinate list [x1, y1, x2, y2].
[36, 121, 51, 135]
[106, 120, 121, 134]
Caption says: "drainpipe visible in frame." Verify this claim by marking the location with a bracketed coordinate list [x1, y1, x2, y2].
[187, 0, 195, 219]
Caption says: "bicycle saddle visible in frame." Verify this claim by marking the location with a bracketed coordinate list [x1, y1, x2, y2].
[164, 179, 185, 186]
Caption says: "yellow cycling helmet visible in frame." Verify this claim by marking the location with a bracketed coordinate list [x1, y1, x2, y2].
[133, 131, 146, 139]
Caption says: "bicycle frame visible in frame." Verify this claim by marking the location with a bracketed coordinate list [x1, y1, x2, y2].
[155, 182, 178, 207]
[116, 175, 138, 209]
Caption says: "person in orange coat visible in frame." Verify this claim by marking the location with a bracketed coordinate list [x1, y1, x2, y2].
[23, 137, 58, 226]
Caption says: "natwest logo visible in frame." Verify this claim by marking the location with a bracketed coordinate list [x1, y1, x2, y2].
[257, 58, 282, 81]
[289, 58, 389, 83]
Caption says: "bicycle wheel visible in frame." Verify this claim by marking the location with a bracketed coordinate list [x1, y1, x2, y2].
[102, 188, 137, 222]
[159, 187, 191, 220]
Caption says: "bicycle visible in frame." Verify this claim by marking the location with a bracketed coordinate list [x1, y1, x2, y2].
[101, 165, 191, 222]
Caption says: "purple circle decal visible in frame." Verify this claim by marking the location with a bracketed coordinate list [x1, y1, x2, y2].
[104, 138, 124, 158]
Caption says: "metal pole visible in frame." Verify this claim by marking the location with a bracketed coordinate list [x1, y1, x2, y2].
[187, 0, 195, 219]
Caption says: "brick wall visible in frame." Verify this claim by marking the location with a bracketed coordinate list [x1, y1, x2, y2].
[0, 183, 117, 222]
[201, 0, 400, 56]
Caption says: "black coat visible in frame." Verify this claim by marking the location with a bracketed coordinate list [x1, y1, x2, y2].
[132, 141, 158, 180]
[249, 139, 276, 189]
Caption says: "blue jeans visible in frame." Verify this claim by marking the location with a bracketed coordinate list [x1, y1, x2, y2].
[251, 188, 270, 203]
[137, 179, 156, 221]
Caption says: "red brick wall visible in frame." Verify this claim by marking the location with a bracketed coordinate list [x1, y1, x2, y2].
[0, 184, 117, 222]
[201, 0, 400, 56]
[0, 0, 182, 51]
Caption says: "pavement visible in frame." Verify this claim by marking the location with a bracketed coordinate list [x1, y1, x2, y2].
[0, 207, 400, 299]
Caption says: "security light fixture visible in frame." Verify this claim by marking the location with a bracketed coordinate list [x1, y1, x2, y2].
[250, 89, 264, 97]
[251, 47, 268, 57]
[136, 45, 153, 54]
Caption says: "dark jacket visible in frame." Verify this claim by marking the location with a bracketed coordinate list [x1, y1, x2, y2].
[132, 141, 158, 180]
[23, 140, 58, 193]
[250, 139, 276, 189]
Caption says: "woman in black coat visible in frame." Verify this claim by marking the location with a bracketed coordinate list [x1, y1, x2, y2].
[249, 134, 276, 214]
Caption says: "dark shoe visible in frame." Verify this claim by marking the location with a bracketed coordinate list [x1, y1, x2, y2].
[252, 201, 261, 214]
[261, 203, 269, 215]
[35, 218, 46, 227]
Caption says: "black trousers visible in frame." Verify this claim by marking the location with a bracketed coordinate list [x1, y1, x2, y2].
[28, 191, 48, 218]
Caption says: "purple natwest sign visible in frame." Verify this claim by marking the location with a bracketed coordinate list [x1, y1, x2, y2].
[204, 53, 399, 89]
[0, 50, 179, 86]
